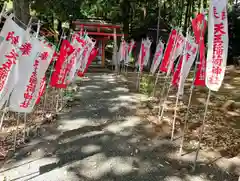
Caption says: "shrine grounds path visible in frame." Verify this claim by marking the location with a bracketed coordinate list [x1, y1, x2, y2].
[0, 73, 238, 181]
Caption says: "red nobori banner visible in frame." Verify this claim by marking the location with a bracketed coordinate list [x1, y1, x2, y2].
[50, 39, 74, 88]
[160, 29, 184, 73]
[192, 13, 207, 86]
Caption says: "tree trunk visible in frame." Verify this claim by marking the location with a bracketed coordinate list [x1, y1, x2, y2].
[198, 0, 201, 12]
[191, 0, 195, 15]
[183, 0, 191, 33]
[169, 0, 174, 22]
[57, 19, 63, 41]
[13, 0, 30, 26]
[178, 0, 185, 27]
[120, 0, 130, 38]
[163, 1, 166, 21]
[203, 0, 207, 9]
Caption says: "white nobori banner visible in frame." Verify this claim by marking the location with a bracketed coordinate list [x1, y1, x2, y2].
[0, 15, 27, 109]
[206, 0, 228, 91]
[150, 40, 164, 74]
[125, 39, 135, 65]
[9, 39, 54, 113]
[143, 37, 152, 66]
[119, 40, 127, 63]
[167, 32, 185, 76]
[177, 35, 198, 96]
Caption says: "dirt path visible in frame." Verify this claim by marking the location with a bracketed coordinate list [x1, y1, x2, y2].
[0, 73, 238, 181]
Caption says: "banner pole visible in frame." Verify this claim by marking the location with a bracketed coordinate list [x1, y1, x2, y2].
[0, 106, 8, 130]
[158, 29, 179, 122]
[158, 77, 171, 121]
[156, 0, 161, 43]
[153, 70, 160, 96]
[152, 39, 164, 97]
[193, 89, 211, 171]
[179, 15, 205, 155]
[13, 113, 20, 151]
[56, 33, 72, 112]
[22, 113, 27, 142]
[171, 28, 189, 141]
[179, 82, 194, 154]
[0, 2, 7, 24]
[22, 17, 33, 143]
[179, 48, 200, 155]
[171, 93, 179, 141]
[136, 40, 143, 91]
[136, 70, 141, 91]
[59, 89, 64, 111]
[42, 31, 64, 116]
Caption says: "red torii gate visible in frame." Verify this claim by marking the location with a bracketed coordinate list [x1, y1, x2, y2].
[72, 20, 127, 67]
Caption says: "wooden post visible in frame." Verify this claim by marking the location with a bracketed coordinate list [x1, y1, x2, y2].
[113, 28, 118, 73]
[156, 0, 161, 43]
[193, 90, 211, 171]
[102, 40, 105, 67]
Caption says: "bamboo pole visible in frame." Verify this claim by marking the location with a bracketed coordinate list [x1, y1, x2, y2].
[113, 28, 118, 74]
[179, 15, 205, 155]
[22, 17, 33, 143]
[156, 0, 161, 43]
[158, 29, 179, 122]
[22, 113, 27, 142]
[193, 89, 211, 171]
[13, 113, 20, 151]
[42, 31, 64, 116]
[171, 28, 189, 141]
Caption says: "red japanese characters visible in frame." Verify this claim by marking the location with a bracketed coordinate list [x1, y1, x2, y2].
[6, 31, 19, 45]
[20, 59, 39, 108]
[206, 0, 228, 91]
[0, 49, 19, 91]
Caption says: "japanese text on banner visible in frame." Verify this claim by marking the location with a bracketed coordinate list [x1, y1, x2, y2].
[150, 41, 164, 74]
[206, 0, 228, 91]
[0, 18, 26, 109]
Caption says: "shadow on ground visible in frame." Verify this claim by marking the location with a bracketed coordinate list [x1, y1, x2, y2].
[0, 73, 238, 181]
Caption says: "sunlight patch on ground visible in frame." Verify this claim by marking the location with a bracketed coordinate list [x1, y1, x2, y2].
[167, 151, 207, 164]
[0, 157, 59, 181]
[59, 130, 104, 145]
[113, 87, 129, 92]
[184, 175, 210, 181]
[111, 157, 136, 175]
[196, 97, 207, 104]
[110, 95, 139, 103]
[108, 102, 131, 112]
[233, 77, 240, 81]
[101, 75, 116, 84]
[72, 154, 136, 179]
[81, 144, 102, 154]
[102, 90, 111, 93]
[104, 117, 141, 133]
[227, 111, 240, 116]
[223, 83, 236, 89]
[58, 118, 95, 132]
[214, 157, 240, 174]
[164, 176, 183, 181]
[79, 85, 101, 89]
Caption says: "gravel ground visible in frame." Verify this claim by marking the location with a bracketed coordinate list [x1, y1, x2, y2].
[0, 73, 238, 181]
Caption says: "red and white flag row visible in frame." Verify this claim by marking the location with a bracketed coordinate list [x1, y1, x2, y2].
[0, 0, 228, 113]
[0, 14, 98, 113]
[135, 0, 228, 95]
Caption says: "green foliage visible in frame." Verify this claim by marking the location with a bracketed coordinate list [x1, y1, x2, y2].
[139, 75, 154, 96]
[228, 2, 240, 58]
[31, 0, 85, 21]
[10, 0, 240, 62]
